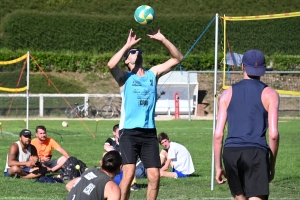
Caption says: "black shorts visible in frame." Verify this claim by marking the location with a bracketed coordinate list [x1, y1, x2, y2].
[223, 147, 270, 198]
[119, 128, 161, 168]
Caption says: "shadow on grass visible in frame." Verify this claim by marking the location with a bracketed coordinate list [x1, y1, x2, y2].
[137, 173, 201, 189]
[188, 173, 200, 177]
[137, 183, 148, 189]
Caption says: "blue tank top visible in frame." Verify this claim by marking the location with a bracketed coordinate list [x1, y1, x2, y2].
[224, 79, 269, 151]
[119, 70, 157, 129]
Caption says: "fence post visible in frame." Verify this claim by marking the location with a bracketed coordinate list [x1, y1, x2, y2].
[174, 92, 180, 119]
[39, 95, 44, 117]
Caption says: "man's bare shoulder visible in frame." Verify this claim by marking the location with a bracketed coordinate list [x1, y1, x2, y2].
[9, 142, 18, 150]
[8, 143, 19, 158]
[263, 86, 279, 98]
[220, 87, 232, 101]
[104, 181, 121, 199]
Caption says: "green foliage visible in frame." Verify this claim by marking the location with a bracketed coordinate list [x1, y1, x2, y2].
[270, 54, 300, 71]
[1, 0, 300, 19]
[0, 1, 300, 71]
[0, 10, 215, 55]
[225, 17, 300, 56]
[0, 119, 299, 199]
[1, 49, 299, 74]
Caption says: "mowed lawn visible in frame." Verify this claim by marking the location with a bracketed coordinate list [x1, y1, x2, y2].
[0, 118, 299, 200]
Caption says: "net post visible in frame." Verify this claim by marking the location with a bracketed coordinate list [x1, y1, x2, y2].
[211, 13, 219, 191]
[26, 51, 30, 129]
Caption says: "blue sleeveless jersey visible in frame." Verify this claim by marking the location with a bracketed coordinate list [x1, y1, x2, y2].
[224, 79, 269, 151]
[119, 70, 157, 129]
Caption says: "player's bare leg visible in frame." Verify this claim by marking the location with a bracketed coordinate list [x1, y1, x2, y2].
[146, 167, 160, 200]
[120, 164, 135, 200]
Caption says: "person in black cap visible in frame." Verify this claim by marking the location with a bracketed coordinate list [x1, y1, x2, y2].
[214, 49, 280, 199]
[4, 129, 46, 178]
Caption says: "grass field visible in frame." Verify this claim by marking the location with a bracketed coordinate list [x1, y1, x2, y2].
[0, 119, 299, 200]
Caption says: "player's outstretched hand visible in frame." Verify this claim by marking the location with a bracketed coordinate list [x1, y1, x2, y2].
[126, 29, 141, 47]
[147, 28, 166, 42]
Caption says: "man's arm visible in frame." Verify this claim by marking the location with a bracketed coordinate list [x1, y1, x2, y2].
[103, 181, 121, 200]
[7, 143, 35, 168]
[214, 88, 231, 184]
[103, 138, 115, 152]
[160, 159, 171, 172]
[56, 147, 70, 159]
[148, 29, 183, 78]
[263, 87, 280, 182]
[66, 177, 79, 192]
[107, 29, 141, 88]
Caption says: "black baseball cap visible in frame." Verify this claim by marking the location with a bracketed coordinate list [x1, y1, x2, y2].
[19, 129, 32, 137]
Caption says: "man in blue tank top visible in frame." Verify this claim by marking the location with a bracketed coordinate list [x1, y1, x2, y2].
[107, 28, 183, 200]
[214, 50, 280, 200]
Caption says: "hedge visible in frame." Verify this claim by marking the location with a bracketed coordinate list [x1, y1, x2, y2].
[2, 10, 300, 56]
[0, 10, 215, 54]
[0, 49, 299, 73]
[0, 10, 300, 72]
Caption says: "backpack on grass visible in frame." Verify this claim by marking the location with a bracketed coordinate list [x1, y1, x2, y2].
[59, 156, 87, 181]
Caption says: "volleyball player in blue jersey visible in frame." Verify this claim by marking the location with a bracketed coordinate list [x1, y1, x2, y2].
[107, 29, 183, 200]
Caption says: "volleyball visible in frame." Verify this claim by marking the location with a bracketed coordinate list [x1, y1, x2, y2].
[134, 5, 155, 25]
[62, 121, 68, 127]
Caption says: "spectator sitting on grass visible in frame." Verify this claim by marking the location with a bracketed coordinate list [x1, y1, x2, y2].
[158, 132, 195, 178]
[4, 129, 46, 178]
[31, 125, 70, 172]
[104, 124, 146, 191]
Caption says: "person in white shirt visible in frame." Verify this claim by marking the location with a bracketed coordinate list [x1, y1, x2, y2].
[158, 132, 195, 178]
[4, 129, 46, 178]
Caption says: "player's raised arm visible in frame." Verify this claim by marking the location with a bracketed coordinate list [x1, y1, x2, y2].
[107, 29, 141, 88]
[148, 29, 183, 78]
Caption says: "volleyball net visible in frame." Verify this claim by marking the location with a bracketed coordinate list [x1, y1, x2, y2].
[221, 12, 300, 96]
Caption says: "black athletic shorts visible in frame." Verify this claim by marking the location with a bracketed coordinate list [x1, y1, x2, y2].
[223, 147, 270, 198]
[119, 128, 161, 168]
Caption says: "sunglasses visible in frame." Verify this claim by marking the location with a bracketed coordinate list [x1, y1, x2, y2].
[124, 49, 142, 59]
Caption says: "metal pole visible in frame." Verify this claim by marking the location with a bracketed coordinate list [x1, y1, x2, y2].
[211, 13, 219, 191]
[26, 52, 30, 129]
[187, 72, 191, 121]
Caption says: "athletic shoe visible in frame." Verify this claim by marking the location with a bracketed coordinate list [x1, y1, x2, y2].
[130, 183, 140, 191]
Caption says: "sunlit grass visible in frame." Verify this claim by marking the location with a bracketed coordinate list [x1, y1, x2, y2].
[0, 119, 299, 199]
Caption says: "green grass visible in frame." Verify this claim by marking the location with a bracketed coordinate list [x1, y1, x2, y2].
[0, 119, 299, 199]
